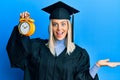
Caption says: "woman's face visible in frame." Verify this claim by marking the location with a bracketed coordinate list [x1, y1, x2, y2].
[52, 19, 68, 40]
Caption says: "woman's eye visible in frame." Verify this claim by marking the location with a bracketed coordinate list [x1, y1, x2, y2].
[52, 23, 58, 27]
[61, 23, 66, 26]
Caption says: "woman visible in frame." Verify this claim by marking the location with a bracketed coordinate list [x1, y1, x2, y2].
[6, 1, 120, 80]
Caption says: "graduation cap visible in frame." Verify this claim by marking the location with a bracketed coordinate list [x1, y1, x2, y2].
[42, 1, 80, 42]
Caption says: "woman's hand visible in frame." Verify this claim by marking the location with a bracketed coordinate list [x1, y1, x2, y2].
[20, 11, 30, 20]
[96, 59, 120, 67]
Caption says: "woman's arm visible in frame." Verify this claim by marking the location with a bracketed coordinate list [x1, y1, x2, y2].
[89, 59, 120, 78]
[6, 26, 31, 70]
[6, 11, 31, 70]
[75, 49, 99, 80]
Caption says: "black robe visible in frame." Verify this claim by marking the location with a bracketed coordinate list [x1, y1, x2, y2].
[6, 26, 99, 80]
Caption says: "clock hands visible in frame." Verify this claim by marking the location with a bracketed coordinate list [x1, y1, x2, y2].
[23, 25, 28, 29]
[22, 23, 28, 29]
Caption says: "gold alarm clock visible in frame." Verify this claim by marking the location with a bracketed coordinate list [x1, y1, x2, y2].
[18, 18, 35, 36]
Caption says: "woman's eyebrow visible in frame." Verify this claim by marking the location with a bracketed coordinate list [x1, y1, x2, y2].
[61, 21, 67, 23]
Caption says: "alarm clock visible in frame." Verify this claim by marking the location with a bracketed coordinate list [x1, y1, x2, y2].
[18, 18, 35, 36]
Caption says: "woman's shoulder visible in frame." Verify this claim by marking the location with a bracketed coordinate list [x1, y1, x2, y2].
[31, 38, 48, 43]
[73, 44, 89, 57]
[74, 44, 84, 51]
[30, 38, 48, 47]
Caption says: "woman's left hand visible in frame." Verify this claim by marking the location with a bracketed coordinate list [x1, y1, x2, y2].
[96, 59, 120, 67]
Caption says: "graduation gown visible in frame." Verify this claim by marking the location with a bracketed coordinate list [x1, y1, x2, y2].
[6, 26, 99, 80]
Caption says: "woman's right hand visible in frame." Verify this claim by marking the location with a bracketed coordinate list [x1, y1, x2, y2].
[20, 11, 30, 20]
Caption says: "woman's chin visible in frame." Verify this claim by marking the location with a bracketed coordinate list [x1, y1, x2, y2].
[55, 37, 65, 40]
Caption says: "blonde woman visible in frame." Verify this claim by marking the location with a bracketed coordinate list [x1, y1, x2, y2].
[6, 1, 120, 80]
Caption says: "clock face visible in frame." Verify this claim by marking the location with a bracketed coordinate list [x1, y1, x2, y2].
[19, 22, 30, 34]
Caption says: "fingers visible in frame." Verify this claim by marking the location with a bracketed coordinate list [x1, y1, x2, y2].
[104, 59, 110, 62]
[117, 62, 120, 65]
[107, 62, 120, 67]
[96, 59, 111, 67]
[114, 62, 120, 66]
[97, 58, 120, 68]
[20, 11, 30, 19]
[100, 59, 110, 62]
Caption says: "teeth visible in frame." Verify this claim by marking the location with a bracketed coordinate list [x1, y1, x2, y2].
[57, 32, 63, 35]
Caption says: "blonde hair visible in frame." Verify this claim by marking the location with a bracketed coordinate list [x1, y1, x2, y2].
[47, 19, 75, 56]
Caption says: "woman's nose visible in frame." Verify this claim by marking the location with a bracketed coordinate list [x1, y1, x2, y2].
[57, 25, 61, 30]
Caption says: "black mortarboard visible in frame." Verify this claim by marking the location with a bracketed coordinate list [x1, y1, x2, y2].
[42, 1, 80, 41]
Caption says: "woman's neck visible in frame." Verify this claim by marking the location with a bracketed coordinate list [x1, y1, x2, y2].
[54, 38, 66, 56]
[55, 39, 66, 46]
